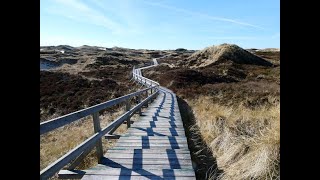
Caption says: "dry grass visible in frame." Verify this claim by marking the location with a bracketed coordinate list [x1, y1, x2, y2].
[187, 96, 280, 180]
[40, 106, 141, 179]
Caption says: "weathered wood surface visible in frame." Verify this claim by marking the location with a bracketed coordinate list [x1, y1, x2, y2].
[59, 169, 195, 179]
[59, 88, 196, 179]
[55, 59, 195, 179]
[41, 91, 159, 179]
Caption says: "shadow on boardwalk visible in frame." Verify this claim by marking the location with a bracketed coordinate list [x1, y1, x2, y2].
[177, 97, 223, 180]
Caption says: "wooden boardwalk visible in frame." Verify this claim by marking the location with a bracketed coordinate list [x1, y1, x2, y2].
[42, 58, 196, 179]
[69, 88, 196, 179]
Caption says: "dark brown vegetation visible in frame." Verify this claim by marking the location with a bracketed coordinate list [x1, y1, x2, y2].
[40, 70, 137, 121]
[144, 60, 279, 108]
[39, 45, 173, 121]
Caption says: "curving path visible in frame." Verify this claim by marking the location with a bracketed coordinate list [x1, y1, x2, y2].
[61, 58, 196, 179]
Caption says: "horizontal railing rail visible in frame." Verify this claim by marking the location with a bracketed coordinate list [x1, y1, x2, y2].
[40, 58, 161, 179]
[40, 91, 158, 179]
[40, 86, 157, 135]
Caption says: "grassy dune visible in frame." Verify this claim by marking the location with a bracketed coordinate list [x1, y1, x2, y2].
[187, 96, 279, 179]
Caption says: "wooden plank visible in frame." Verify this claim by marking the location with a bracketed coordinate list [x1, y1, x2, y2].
[146, 107, 179, 111]
[59, 169, 195, 179]
[92, 112, 103, 163]
[116, 139, 187, 143]
[117, 136, 187, 140]
[128, 129, 186, 132]
[105, 153, 191, 159]
[131, 125, 184, 128]
[125, 99, 131, 128]
[131, 124, 184, 127]
[92, 163, 193, 170]
[130, 126, 184, 129]
[117, 137, 187, 141]
[132, 122, 184, 126]
[125, 134, 185, 137]
[126, 129, 186, 133]
[125, 130, 186, 134]
[135, 119, 183, 123]
[129, 126, 184, 129]
[113, 145, 188, 149]
[67, 146, 94, 170]
[97, 159, 193, 167]
[109, 146, 186, 149]
[137, 122, 184, 125]
[114, 142, 188, 146]
[106, 149, 191, 154]
[81, 175, 196, 180]
[141, 113, 182, 118]
[138, 94, 142, 115]
[133, 120, 183, 124]
[137, 116, 183, 120]
[125, 132, 186, 136]
[128, 128, 185, 131]
[114, 143, 188, 147]
[116, 138, 188, 143]
[127, 132, 185, 136]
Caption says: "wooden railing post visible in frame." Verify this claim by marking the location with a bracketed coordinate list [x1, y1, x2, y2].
[138, 94, 142, 115]
[92, 112, 103, 163]
[125, 99, 131, 128]
[145, 89, 149, 107]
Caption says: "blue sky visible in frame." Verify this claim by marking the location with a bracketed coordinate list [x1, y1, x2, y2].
[40, 0, 280, 50]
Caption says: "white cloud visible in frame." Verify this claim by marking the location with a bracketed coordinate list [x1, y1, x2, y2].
[49, 0, 124, 34]
[143, 1, 264, 30]
[90, 0, 146, 35]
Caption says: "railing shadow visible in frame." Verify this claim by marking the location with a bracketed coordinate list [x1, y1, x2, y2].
[100, 156, 164, 179]
[96, 87, 190, 179]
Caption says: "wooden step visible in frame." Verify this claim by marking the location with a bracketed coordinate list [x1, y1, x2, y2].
[105, 153, 191, 159]
[96, 158, 193, 169]
[59, 169, 196, 179]
[116, 136, 187, 140]
[106, 149, 191, 154]
[117, 138, 187, 144]
[81, 175, 196, 180]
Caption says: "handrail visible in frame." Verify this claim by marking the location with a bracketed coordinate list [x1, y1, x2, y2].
[40, 57, 161, 179]
[132, 60, 160, 87]
[40, 86, 157, 135]
[40, 91, 158, 179]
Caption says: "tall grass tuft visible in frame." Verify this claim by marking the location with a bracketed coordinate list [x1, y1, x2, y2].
[188, 96, 279, 180]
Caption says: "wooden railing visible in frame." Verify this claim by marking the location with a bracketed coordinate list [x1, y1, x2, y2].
[40, 60, 160, 179]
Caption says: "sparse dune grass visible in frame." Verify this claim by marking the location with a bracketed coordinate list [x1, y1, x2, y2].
[188, 96, 280, 180]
